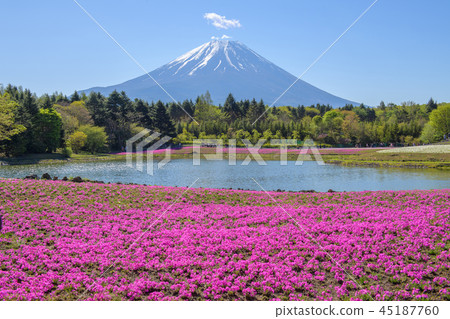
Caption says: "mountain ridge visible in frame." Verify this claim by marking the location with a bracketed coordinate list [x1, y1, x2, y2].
[81, 40, 358, 107]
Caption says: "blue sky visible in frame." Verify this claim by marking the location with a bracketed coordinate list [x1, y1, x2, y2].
[1, 0, 449, 106]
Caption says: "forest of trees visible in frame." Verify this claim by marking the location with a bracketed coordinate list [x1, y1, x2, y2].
[0, 83, 449, 156]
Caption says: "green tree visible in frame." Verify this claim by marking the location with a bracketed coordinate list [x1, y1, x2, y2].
[0, 93, 26, 155]
[223, 93, 241, 122]
[22, 89, 39, 116]
[203, 90, 213, 105]
[135, 99, 153, 128]
[54, 101, 93, 139]
[194, 95, 224, 122]
[153, 101, 176, 136]
[262, 129, 273, 141]
[322, 110, 339, 125]
[105, 90, 122, 121]
[429, 103, 450, 137]
[312, 115, 323, 126]
[247, 99, 266, 123]
[9, 89, 39, 155]
[32, 108, 62, 153]
[420, 122, 439, 144]
[251, 129, 261, 144]
[40, 94, 53, 109]
[79, 125, 108, 153]
[180, 99, 195, 121]
[426, 98, 438, 112]
[176, 128, 195, 143]
[86, 92, 107, 127]
[67, 131, 87, 153]
[241, 99, 250, 118]
[342, 112, 360, 143]
[104, 90, 135, 149]
[118, 91, 134, 120]
[305, 107, 320, 118]
[235, 129, 251, 141]
[70, 90, 80, 102]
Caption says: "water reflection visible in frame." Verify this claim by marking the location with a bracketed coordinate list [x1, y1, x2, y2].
[0, 160, 449, 192]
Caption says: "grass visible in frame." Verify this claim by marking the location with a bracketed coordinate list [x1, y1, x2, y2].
[378, 144, 450, 154]
[323, 149, 450, 169]
[1, 147, 450, 169]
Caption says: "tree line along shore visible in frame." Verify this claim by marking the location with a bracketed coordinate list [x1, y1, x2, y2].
[1, 84, 449, 162]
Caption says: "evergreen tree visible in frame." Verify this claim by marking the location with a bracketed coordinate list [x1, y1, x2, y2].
[168, 102, 185, 123]
[223, 93, 241, 122]
[176, 122, 183, 135]
[40, 94, 53, 109]
[153, 101, 176, 136]
[54, 92, 69, 104]
[86, 92, 107, 127]
[22, 89, 39, 118]
[241, 99, 250, 118]
[427, 98, 438, 112]
[203, 90, 213, 105]
[106, 90, 122, 121]
[246, 98, 259, 122]
[119, 91, 134, 120]
[297, 105, 306, 119]
[103, 91, 134, 150]
[9, 89, 39, 155]
[181, 99, 195, 120]
[256, 99, 266, 121]
[135, 99, 153, 128]
[70, 90, 80, 102]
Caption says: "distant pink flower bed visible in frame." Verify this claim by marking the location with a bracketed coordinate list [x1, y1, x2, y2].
[0, 179, 449, 301]
[115, 146, 387, 156]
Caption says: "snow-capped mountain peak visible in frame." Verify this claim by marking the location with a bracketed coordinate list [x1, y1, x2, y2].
[81, 40, 358, 107]
[163, 40, 275, 77]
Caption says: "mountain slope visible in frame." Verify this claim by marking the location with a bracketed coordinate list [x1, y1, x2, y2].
[81, 40, 358, 107]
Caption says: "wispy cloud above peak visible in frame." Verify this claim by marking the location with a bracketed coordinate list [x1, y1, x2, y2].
[211, 35, 232, 40]
[204, 13, 241, 29]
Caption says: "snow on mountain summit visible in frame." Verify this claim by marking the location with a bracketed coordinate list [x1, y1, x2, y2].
[162, 40, 276, 77]
[81, 40, 358, 107]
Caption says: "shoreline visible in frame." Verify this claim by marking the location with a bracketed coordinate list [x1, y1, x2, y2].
[0, 177, 319, 194]
[1, 176, 448, 194]
[1, 147, 449, 169]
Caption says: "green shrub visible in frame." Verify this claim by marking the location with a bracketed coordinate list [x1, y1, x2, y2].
[67, 131, 87, 153]
[79, 125, 108, 154]
[62, 146, 73, 158]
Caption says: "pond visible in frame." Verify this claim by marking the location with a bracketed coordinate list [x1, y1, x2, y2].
[1, 159, 449, 192]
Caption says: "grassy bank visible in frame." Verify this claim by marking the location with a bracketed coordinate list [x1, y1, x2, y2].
[324, 149, 450, 169]
[1, 146, 449, 169]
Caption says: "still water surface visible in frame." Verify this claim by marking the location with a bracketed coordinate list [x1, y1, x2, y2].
[1, 159, 449, 191]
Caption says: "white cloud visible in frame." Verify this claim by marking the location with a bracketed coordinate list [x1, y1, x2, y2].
[204, 13, 241, 30]
[211, 35, 232, 41]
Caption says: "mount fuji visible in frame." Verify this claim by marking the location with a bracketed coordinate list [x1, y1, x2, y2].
[81, 40, 358, 107]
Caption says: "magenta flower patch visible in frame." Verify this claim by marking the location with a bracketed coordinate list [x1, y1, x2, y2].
[0, 179, 448, 301]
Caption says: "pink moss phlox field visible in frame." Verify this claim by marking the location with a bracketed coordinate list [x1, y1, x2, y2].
[115, 146, 385, 156]
[0, 179, 449, 301]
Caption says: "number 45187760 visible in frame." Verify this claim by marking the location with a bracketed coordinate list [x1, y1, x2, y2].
[379, 305, 439, 316]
